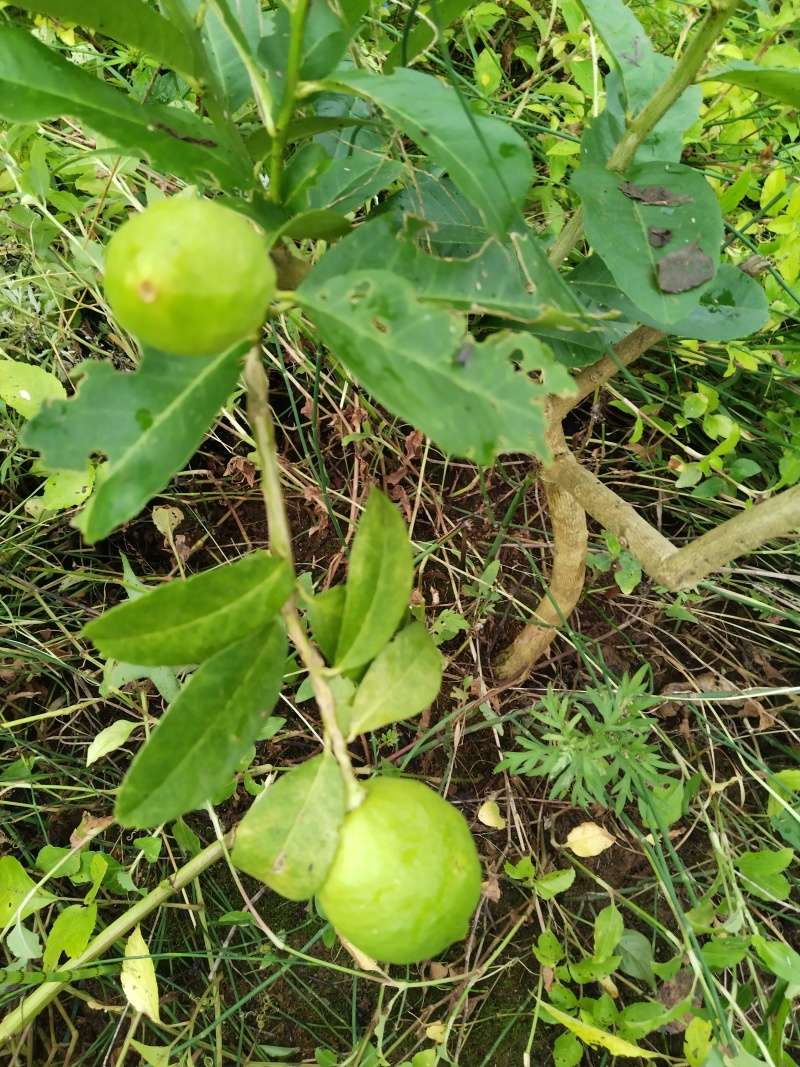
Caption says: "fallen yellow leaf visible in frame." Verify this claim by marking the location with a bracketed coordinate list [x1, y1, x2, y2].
[565, 822, 616, 857]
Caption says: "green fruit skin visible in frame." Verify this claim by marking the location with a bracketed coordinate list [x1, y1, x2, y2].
[103, 198, 276, 356]
[317, 778, 482, 965]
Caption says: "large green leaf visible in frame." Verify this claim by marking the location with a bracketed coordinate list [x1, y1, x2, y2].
[0, 26, 252, 190]
[22, 346, 244, 544]
[84, 553, 293, 666]
[334, 68, 532, 238]
[347, 624, 443, 741]
[115, 622, 287, 827]
[572, 161, 723, 324]
[334, 490, 413, 672]
[0, 857, 57, 926]
[231, 753, 345, 900]
[299, 269, 571, 463]
[569, 257, 770, 341]
[10, 0, 201, 81]
[708, 61, 800, 110]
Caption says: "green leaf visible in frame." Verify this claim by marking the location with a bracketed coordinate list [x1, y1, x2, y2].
[25, 465, 95, 518]
[579, 0, 654, 112]
[0, 857, 57, 926]
[100, 660, 180, 703]
[700, 935, 750, 971]
[347, 624, 443, 741]
[752, 935, 800, 985]
[115, 621, 287, 827]
[334, 68, 533, 238]
[735, 849, 793, 901]
[0, 27, 251, 190]
[553, 1032, 583, 1067]
[172, 818, 201, 857]
[568, 956, 621, 983]
[475, 48, 503, 94]
[381, 171, 489, 258]
[306, 155, 404, 216]
[11, 0, 202, 82]
[84, 552, 292, 666]
[570, 257, 769, 341]
[299, 270, 568, 464]
[231, 753, 346, 900]
[86, 720, 139, 766]
[304, 585, 346, 664]
[708, 61, 800, 110]
[594, 903, 624, 962]
[22, 346, 244, 544]
[533, 929, 564, 966]
[42, 904, 97, 972]
[334, 490, 413, 672]
[0, 358, 66, 419]
[616, 929, 656, 989]
[534, 867, 576, 900]
[133, 837, 163, 863]
[196, 0, 265, 112]
[572, 162, 723, 324]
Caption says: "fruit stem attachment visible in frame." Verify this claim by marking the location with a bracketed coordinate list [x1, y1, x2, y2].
[269, 0, 311, 202]
[242, 347, 365, 812]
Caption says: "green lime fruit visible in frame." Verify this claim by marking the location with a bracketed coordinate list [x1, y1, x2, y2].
[103, 197, 276, 356]
[317, 777, 482, 965]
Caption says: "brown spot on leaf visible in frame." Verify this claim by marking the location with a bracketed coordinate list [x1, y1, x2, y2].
[656, 242, 715, 293]
[619, 181, 693, 206]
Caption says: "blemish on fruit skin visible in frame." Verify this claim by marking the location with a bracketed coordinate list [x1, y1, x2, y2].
[135, 408, 153, 431]
[138, 279, 158, 303]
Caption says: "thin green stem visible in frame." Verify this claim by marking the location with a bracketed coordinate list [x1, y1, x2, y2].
[608, 0, 742, 174]
[242, 347, 365, 811]
[269, 0, 311, 202]
[548, 0, 741, 269]
[0, 838, 228, 1043]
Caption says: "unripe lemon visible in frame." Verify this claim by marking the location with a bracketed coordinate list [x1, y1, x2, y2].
[103, 198, 276, 356]
[317, 778, 481, 965]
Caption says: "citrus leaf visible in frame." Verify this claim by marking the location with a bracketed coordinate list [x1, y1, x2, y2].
[334, 490, 414, 672]
[0, 26, 251, 190]
[231, 752, 346, 900]
[121, 926, 160, 1023]
[22, 345, 244, 544]
[84, 552, 293, 666]
[572, 161, 723, 324]
[299, 270, 568, 464]
[347, 623, 443, 740]
[541, 1002, 658, 1058]
[0, 358, 66, 419]
[334, 68, 532, 238]
[115, 622, 287, 827]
